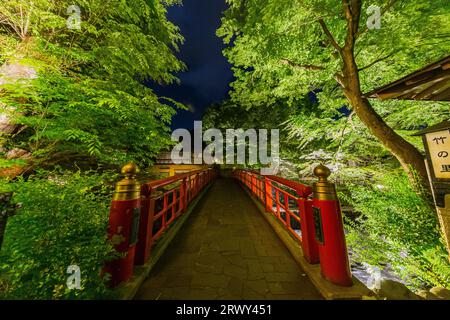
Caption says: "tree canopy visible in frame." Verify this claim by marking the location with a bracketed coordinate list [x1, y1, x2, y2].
[0, 0, 187, 299]
[0, 0, 185, 171]
[203, 0, 450, 290]
[216, 0, 450, 185]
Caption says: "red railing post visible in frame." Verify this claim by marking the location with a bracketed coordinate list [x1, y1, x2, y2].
[194, 175, 197, 198]
[162, 193, 168, 230]
[135, 184, 155, 265]
[180, 177, 188, 213]
[264, 177, 273, 213]
[258, 177, 263, 200]
[103, 163, 141, 287]
[252, 174, 256, 194]
[312, 164, 352, 286]
[187, 176, 192, 203]
[297, 197, 320, 264]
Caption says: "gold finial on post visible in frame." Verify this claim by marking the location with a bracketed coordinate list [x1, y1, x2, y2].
[121, 163, 140, 178]
[113, 163, 141, 201]
[314, 164, 331, 182]
[313, 164, 337, 201]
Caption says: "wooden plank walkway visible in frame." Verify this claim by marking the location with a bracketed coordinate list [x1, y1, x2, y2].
[135, 177, 322, 300]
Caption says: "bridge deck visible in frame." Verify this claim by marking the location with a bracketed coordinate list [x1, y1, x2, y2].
[135, 177, 322, 300]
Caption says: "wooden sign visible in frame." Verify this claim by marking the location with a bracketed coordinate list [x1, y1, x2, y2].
[425, 129, 450, 180]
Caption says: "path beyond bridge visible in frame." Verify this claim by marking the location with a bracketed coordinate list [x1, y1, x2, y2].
[135, 178, 322, 300]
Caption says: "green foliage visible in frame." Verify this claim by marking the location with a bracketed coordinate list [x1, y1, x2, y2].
[214, 0, 450, 290]
[341, 173, 450, 289]
[0, 0, 186, 168]
[0, 170, 118, 299]
[203, 98, 306, 167]
[0, 0, 188, 300]
[219, 0, 450, 109]
[217, 0, 450, 171]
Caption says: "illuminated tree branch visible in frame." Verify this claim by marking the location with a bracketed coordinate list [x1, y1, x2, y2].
[318, 18, 342, 53]
[280, 58, 325, 71]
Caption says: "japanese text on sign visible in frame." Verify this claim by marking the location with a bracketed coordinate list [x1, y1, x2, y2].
[426, 129, 450, 179]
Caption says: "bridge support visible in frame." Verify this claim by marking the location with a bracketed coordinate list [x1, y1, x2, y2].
[312, 165, 352, 287]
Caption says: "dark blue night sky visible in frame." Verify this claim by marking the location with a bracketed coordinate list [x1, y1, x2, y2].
[151, 0, 233, 130]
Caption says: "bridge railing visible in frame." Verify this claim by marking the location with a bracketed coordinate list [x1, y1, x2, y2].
[233, 170, 319, 264]
[142, 168, 214, 243]
[233, 166, 353, 287]
[103, 164, 217, 287]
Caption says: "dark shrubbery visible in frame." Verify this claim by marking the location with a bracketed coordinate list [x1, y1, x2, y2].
[0, 170, 118, 299]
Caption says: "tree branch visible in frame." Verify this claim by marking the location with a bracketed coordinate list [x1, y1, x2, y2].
[280, 58, 325, 71]
[343, 0, 362, 50]
[0, 12, 23, 39]
[318, 18, 342, 53]
[0, 11, 10, 24]
[342, 0, 353, 32]
[351, 0, 362, 34]
[23, 4, 33, 38]
[335, 73, 345, 87]
[358, 52, 395, 71]
[334, 110, 356, 161]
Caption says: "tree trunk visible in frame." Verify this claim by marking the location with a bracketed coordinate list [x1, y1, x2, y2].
[340, 47, 430, 191]
[0, 193, 14, 252]
[0, 210, 8, 251]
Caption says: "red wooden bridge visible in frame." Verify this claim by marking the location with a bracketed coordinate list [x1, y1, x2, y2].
[104, 164, 371, 300]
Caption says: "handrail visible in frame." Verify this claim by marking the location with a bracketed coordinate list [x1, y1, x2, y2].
[144, 168, 210, 191]
[233, 167, 353, 287]
[232, 169, 319, 264]
[265, 176, 312, 198]
[104, 165, 217, 287]
[243, 169, 312, 198]
[143, 168, 214, 243]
